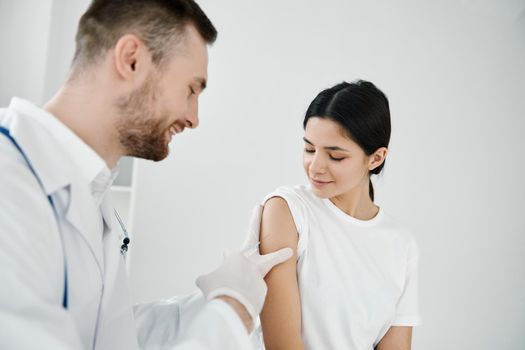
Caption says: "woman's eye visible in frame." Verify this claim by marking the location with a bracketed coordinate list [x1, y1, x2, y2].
[304, 148, 315, 153]
[188, 87, 195, 97]
[330, 156, 345, 161]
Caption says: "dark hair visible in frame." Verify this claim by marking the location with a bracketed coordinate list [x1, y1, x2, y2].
[72, 0, 217, 71]
[303, 80, 391, 201]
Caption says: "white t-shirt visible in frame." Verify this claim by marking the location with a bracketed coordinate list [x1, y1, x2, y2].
[254, 185, 421, 350]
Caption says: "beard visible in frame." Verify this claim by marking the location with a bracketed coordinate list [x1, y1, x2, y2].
[115, 74, 170, 162]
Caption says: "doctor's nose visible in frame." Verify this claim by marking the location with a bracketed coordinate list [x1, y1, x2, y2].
[185, 101, 199, 129]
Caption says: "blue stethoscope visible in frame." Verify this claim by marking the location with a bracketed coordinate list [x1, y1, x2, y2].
[0, 126, 130, 309]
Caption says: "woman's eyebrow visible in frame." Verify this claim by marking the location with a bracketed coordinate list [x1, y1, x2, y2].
[303, 137, 350, 152]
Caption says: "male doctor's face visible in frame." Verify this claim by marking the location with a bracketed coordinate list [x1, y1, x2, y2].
[116, 25, 209, 161]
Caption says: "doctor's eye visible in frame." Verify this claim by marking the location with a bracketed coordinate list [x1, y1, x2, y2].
[304, 148, 315, 154]
[188, 86, 196, 98]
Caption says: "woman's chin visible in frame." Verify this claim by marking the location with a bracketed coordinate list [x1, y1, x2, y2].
[310, 186, 333, 199]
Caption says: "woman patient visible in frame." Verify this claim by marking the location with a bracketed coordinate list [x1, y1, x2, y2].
[255, 80, 421, 349]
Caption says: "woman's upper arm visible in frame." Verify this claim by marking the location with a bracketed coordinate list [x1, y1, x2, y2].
[259, 196, 304, 350]
[376, 326, 413, 350]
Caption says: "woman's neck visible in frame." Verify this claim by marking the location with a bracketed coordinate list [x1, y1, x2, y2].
[329, 180, 379, 220]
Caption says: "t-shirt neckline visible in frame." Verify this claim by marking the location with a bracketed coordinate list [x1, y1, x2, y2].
[322, 197, 384, 227]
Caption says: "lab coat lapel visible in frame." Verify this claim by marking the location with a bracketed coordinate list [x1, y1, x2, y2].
[99, 193, 128, 299]
[100, 193, 115, 237]
[65, 180, 105, 274]
[95, 194, 140, 349]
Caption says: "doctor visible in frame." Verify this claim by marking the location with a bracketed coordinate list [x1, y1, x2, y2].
[0, 0, 291, 349]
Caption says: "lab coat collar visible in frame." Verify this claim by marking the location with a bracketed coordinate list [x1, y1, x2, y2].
[1, 97, 73, 194]
[1, 97, 113, 270]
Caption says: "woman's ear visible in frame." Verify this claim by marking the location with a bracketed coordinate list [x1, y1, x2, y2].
[368, 147, 388, 171]
[113, 34, 152, 82]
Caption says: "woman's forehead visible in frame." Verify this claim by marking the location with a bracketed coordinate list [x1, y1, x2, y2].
[304, 117, 358, 148]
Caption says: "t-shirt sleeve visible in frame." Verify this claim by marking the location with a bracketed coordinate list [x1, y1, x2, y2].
[392, 236, 422, 326]
[261, 186, 309, 258]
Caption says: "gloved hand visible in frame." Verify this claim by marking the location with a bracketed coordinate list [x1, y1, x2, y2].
[196, 205, 292, 321]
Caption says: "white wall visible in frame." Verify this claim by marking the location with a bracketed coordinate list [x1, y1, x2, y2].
[42, 0, 92, 102]
[0, 0, 54, 105]
[1, 1, 524, 349]
[0, 0, 90, 105]
[128, 1, 525, 349]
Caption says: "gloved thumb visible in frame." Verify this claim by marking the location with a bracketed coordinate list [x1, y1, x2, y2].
[241, 205, 263, 251]
[253, 247, 293, 277]
[223, 249, 234, 259]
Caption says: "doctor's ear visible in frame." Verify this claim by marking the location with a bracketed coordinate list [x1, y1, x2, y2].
[368, 147, 388, 172]
[113, 34, 152, 82]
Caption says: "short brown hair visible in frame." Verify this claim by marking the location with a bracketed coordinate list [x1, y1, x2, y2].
[72, 0, 217, 70]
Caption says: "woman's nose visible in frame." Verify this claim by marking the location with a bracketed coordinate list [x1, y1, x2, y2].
[309, 153, 327, 175]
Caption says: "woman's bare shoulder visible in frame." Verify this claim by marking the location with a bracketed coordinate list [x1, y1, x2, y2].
[260, 196, 299, 253]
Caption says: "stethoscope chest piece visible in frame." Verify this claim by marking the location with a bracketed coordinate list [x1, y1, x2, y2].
[120, 237, 130, 255]
[114, 209, 131, 256]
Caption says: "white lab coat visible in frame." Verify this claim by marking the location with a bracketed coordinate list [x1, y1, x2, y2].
[0, 98, 253, 349]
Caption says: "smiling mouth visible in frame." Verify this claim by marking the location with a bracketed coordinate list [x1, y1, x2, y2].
[310, 178, 333, 185]
[169, 125, 184, 135]
[166, 125, 184, 142]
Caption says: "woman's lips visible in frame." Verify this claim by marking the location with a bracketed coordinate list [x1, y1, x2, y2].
[310, 178, 333, 188]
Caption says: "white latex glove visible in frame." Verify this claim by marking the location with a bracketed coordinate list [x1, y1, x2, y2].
[196, 205, 292, 320]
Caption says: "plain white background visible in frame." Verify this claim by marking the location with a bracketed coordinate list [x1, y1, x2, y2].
[1, 1, 524, 349]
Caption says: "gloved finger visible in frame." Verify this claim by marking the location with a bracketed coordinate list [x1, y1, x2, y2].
[256, 247, 293, 276]
[241, 205, 263, 250]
